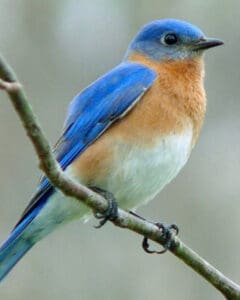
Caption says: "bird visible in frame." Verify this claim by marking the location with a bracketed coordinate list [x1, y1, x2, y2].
[0, 18, 223, 281]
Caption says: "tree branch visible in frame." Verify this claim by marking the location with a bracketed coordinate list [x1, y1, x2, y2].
[0, 54, 239, 300]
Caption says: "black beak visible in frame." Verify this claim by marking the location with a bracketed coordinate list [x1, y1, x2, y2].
[193, 37, 224, 51]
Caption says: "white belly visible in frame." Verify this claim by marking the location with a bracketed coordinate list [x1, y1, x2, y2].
[26, 127, 193, 241]
[101, 127, 193, 209]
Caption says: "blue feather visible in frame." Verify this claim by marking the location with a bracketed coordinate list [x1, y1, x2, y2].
[38, 62, 156, 194]
[0, 198, 47, 281]
[0, 61, 156, 282]
[58, 62, 156, 168]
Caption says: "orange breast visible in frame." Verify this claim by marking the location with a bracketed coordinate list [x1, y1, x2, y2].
[127, 52, 206, 144]
[71, 54, 206, 185]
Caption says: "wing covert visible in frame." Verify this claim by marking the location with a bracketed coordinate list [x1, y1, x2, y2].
[17, 62, 156, 224]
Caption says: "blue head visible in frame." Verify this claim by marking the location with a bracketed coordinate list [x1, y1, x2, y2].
[125, 19, 223, 61]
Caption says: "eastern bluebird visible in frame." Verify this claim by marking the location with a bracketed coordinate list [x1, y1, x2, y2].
[0, 19, 223, 281]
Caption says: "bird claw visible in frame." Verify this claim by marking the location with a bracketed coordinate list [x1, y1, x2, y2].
[142, 222, 179, 254]
[90, 186, 118, 228]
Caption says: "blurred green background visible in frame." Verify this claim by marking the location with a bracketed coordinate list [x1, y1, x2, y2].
[0, 1, 239, 299]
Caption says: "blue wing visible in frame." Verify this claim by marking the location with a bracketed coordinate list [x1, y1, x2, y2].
[55, 62, 156, 169]
[16, 62, 156, 225]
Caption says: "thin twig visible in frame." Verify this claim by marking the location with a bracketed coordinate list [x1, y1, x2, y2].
[0, 53, 239, 300]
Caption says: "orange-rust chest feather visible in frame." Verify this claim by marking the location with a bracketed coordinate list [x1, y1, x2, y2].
[71, 55, 206, 188]
[124, 53, 206, 146]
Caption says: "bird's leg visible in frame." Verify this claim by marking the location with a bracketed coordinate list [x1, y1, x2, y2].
[142, 223, 179, 254]
[89, 186, 118, 228]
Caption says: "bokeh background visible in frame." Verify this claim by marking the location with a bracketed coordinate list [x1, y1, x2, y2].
[0, 1, 239, 299]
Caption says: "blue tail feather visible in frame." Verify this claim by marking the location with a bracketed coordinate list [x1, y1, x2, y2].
[0, 235, 33, 282]
[0, 202, 44, 282]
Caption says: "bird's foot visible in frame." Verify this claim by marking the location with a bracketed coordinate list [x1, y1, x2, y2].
[142, 222, 179, 254]
[90, 186, 118, 228]
[128, 211, 179, 254]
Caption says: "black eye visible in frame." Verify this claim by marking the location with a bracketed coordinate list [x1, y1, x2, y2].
[163, 33, 178, 45]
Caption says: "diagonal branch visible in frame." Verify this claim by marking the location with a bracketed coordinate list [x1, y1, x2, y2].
[0, 53, 239, 300]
